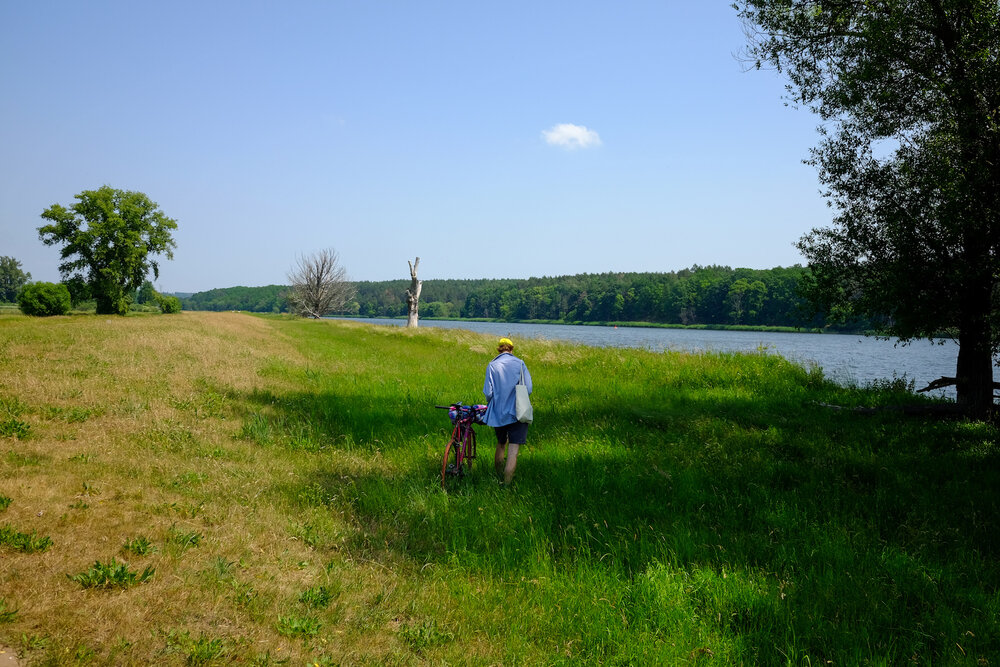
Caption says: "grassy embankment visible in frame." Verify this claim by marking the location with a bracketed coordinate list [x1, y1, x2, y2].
[0, 311, 997, 665]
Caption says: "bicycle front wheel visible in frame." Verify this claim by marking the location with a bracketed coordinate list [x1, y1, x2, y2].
[441, 434, 461, 489]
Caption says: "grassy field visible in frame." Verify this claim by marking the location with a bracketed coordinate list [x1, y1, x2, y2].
[0, 311, 997, 665]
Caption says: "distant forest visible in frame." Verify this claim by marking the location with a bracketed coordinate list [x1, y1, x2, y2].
[180, 265, 853, 329]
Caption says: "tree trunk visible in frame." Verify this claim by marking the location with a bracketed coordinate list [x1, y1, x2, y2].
[405, 257, 421, 328]
[955, 278, 996, 419]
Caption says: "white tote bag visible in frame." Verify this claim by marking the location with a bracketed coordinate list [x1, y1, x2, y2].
[515, 367, 533, 424]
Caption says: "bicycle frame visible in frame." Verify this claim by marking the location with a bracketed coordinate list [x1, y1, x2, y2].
[436, 404, 483, 489]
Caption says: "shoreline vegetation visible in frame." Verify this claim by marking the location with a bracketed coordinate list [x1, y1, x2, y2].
[176, 265, 880, 332]
[0, 311, 996, 664]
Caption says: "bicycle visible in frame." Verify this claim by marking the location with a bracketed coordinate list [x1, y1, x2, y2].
[435, 403, 486, 489]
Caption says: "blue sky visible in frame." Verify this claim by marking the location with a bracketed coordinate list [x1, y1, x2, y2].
[1, 1, 830, 293]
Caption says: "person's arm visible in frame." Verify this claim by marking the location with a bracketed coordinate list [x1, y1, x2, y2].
[483, 364, 495, 402]
[522, 361, 532, 394]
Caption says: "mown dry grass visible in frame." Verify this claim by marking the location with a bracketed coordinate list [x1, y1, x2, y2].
[0, 312, 464, 665]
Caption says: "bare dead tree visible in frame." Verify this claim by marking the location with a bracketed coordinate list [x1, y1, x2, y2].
[405, 257, 421, 328]
[287, 248, 355, 319]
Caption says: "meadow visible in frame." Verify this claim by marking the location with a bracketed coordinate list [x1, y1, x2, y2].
[0, 311, 997, 665]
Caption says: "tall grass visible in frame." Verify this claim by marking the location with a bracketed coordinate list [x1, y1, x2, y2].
[0, 310, 996, 664]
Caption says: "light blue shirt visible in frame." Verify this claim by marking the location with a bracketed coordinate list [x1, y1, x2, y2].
[482, 352, 532, 427]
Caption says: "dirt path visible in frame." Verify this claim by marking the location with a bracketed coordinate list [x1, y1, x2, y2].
[0, 646, 20, 666]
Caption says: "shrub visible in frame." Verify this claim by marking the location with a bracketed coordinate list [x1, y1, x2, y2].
[155, 293, 182, 314]
[17, 282, 71, 316]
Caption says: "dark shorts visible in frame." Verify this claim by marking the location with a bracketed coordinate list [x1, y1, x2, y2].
[494, 421, 529, 446]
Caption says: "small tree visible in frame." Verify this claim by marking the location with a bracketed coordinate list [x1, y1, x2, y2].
[18, 282, 71, 316]
[287, 248, 354, 319]
[136, 280, 157, 305]
[0, 256, 31, 302]
[154, 293, 182, 314]
[38, 186, 178, 316]
[405, 257, 421, 328]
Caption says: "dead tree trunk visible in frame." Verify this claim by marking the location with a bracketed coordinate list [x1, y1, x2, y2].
[405, 257, 421, 328]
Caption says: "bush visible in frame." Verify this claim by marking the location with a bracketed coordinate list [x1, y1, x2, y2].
[155, 293, 182, 314]
[17, 282, 71, 316]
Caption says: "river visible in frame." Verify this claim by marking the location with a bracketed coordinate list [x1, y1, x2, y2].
[334, 318, 985, 399]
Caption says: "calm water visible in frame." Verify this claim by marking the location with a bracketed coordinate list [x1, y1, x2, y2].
[336, 318, 979, 399]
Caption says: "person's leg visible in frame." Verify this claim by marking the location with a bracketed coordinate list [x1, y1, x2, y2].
[494, 425, 508, 479]
[503, 442, 520, 485]
[494, 439, 507, 478]
[502, 423, 529, 485]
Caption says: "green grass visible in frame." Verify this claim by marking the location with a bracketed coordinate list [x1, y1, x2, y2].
[0, 311, 996, 664]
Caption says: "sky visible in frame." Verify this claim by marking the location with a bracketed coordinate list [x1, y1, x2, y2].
[0, 1, 832, 293]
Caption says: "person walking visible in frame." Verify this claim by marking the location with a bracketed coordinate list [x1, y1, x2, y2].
[483, 337, 532, 485]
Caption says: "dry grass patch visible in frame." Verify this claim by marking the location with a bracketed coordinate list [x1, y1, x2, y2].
[0, 312, 434, 665]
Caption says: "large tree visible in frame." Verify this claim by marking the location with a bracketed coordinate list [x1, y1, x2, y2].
[287, 248, 354, 318]
[0, 256, 31, 302]
[736, 0, 1000, 417]
[38, 186, 178, 315]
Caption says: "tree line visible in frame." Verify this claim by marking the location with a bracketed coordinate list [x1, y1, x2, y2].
[175, 265, 859, 330]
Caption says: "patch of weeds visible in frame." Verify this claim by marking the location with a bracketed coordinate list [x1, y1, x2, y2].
[307, 656, 338, 667]
[231, 580, 262, 612]
[398, 619, 454, 652]
[0, 495, 11, 512]
[164, 630, 231, 666]
[0, 597, 18, 622]
[68, 559, 155, 589]
[173, 389, 228, 420]
[20, 633, 48, 651]
[205, 556, 236, 581]
[143, 421, 197, 453]
[0, 525, 53, 553]
[114, 399, 149, 418]
[68, 452, 94, 463]
[43, 405, 102, 423]
[238, 414, 274, 446]
[197, 446, 230, 460]
[298, 585, 334, 609]
[0, 418, 30, 439]
[44, 642, 97, 665]
[69, 500, 90, 510]
[80, 481, 100, 496]
[249, 649, 291, 666]
[165, 501, 206, 519]
[289, 522, 328, 549]
[297, 482, 334, 507]
[167, 525, 203, 555]
[122, 536, 157, 556]
[0, 396, 27, 418]
[275, 614, 322, 638]
[4, 450, 46, 466]
[172, 472, 208, 488]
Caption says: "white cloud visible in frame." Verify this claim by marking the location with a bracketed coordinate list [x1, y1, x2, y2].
[542, 123, 602, 150]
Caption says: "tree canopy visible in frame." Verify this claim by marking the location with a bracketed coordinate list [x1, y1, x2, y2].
[38, 186, 178, 315]
[736, 0, 1000, 415]
[0, 256, 31, 302]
